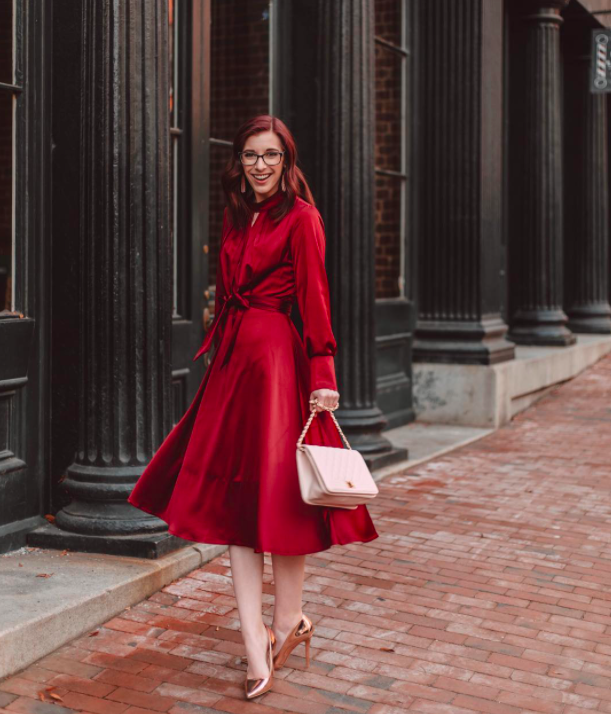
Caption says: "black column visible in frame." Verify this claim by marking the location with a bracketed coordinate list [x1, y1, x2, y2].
[563, 21, 611, 334]
[507, 0, 575, 346]
[412, 0, 514, 365]
[315, 0, 406, 467]
[32, 0, 175, 556]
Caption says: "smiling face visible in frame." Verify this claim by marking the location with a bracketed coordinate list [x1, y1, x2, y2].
[241, 131, 285, 203]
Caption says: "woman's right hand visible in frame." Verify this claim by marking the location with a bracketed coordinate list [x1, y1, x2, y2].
[309, 388, 339, 413]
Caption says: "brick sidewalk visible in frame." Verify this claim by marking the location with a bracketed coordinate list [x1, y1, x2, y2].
[2, 355, 611, 714]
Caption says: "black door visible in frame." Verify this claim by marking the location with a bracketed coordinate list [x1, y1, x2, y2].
[169, 0, 210, 424]
[0, 0, 49, 554]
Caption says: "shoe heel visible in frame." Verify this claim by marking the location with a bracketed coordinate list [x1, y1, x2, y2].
[273, 615, 314, 670]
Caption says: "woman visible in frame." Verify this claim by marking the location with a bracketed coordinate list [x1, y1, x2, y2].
[127, 115, 379, 700]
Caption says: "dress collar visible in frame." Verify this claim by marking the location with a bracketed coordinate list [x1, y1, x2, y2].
[245, 189, 285, 213]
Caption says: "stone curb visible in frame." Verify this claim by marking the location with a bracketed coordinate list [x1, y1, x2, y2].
[0, 542, 226, 680]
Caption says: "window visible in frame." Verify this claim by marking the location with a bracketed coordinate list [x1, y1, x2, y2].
[0, 0, 17, 313]
[209, 0, 272, 293]
[374, 0, 408, 300]
[169, 0, 192, 319]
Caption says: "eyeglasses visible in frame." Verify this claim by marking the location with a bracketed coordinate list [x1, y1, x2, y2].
[239, 150, 285, 166]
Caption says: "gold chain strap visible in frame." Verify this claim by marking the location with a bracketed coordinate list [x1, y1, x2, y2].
[296, 399, 352, 451]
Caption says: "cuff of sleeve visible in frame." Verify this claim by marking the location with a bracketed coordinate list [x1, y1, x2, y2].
[310, 356, 337, 392]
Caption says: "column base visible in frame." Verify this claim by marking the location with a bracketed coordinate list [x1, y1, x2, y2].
[55, 463, 167, 536]
[508, 308, 576, 346]
[413, 318, 516, 365]
[26, 520, 190, 558]
[566, 303, 611, 334]
[335, 405, 408, 468]
[363, 445, 409, 471]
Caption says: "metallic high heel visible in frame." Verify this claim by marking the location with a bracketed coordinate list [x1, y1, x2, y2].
[244, 625, 275, 700]
[272, 614, 315, 670]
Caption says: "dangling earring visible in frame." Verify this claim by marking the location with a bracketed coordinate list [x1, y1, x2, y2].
[281, 170, 286, 192]
[241, 174, 246, 193]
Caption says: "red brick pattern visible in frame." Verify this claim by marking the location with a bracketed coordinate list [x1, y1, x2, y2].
[374, 170, 402, 299]
[2, 354, 611, 712]
[374, 0, 404, 299]
[375, 0, 402, 46]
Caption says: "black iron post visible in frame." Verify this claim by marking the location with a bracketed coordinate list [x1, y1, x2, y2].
[31, 0, 175, 556]
[412, 0, 514, 365]
[315, 0, 406, 468]
[507, 0, 575, 346]
[563, 20, 611, 333]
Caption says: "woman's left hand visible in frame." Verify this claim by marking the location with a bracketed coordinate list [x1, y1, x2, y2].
[309, 388, 340, 413]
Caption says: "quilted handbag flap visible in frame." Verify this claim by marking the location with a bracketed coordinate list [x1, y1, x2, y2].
[302, 444, 379, 496]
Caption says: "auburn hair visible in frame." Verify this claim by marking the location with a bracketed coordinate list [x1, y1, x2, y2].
[221, 115, 316, 232]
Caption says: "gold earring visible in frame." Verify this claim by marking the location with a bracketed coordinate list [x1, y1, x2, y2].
[281, 171, 286, 192]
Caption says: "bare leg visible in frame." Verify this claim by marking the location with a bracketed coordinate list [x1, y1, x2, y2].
[270, 554, 306, 655]
[229, 545, 270, 679]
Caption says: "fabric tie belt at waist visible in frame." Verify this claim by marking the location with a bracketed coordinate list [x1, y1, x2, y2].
[193, 291, 293, 368]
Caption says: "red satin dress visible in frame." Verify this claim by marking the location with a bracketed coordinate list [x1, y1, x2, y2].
[127, 190, 379, 555]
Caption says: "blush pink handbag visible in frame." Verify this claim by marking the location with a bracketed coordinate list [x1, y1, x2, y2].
[296, 399, 379, 510]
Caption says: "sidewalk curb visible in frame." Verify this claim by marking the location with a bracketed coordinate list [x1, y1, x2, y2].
[0, 542, 226, 680]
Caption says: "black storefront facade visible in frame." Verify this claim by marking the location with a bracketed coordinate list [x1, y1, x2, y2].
[1, 0, 610, 557]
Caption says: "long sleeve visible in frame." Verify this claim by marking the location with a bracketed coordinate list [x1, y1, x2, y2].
[290, 206, 338, 392]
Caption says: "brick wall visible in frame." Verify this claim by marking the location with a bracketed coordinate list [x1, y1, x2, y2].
[0, 1, 12, 311]
[208, 0, 270, 290]
[374, 0, 403, 299]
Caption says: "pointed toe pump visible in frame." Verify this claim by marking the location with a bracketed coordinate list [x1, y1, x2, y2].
[273, 614, 315, 670]
[244, 625, 276, 700]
